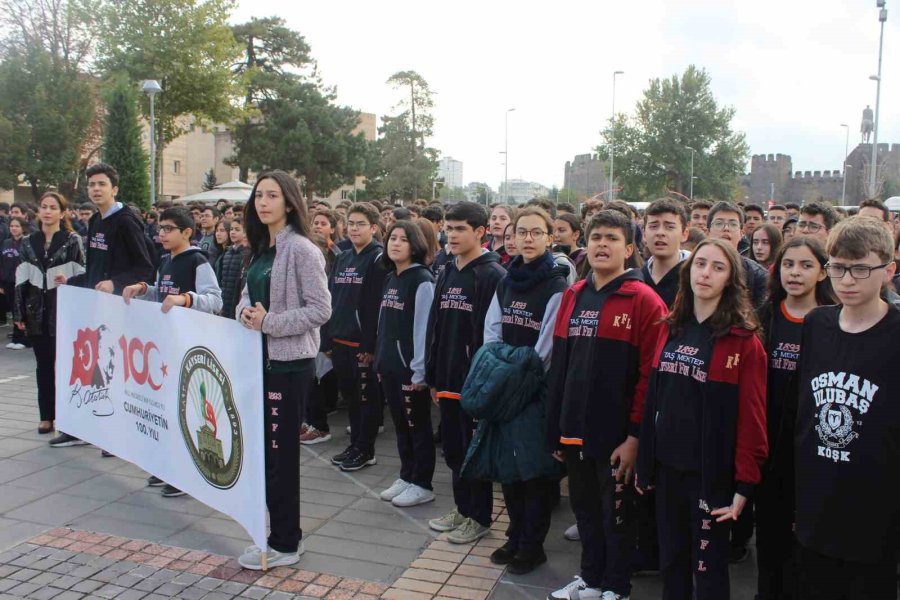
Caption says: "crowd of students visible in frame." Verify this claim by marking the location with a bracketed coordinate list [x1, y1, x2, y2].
[1, 166, 898, 598]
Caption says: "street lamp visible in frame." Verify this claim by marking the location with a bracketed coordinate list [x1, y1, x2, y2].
[685, 146, 696, 200]
[869, 1, 887, 199]
[840, 123, 850, 204]
[141, 79, 162, 205]
[504, 108, 515, 202]
[609, 70, 624, 200]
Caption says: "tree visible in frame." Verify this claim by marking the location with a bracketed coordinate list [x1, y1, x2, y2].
[0, 46, 95, 199]
[229, 16, 312, 182]
[0, 0, 100, 72]
[597, 65, 748, 201]
[97, 0, 241, 201]
[101, 79, 149, 208]
[202, 168, 218, 191]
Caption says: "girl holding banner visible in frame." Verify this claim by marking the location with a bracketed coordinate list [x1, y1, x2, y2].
[237, 171, 331, 570]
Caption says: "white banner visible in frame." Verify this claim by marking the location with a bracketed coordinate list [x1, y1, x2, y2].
[56, 286, 267, 551]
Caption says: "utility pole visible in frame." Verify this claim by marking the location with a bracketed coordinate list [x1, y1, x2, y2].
[869, 1, 887, 199]
[609, 70, 624, 200]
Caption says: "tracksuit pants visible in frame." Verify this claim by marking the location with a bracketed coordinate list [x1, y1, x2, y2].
[755, 453, 796, 600]
[305, 369, 337, 433]
[501, 478, 555, 555]
[566, 447, 636, 595]
[332, 343, 380, 455]
[439, 397, 492, 527]
[655, 463, 730, 600]
[380, 372, 434, 490]
[30, 334, 56, 422]
[263, 361, 313, 553]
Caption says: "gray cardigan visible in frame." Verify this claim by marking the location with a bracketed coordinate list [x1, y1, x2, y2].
[237, 226, 331, 362]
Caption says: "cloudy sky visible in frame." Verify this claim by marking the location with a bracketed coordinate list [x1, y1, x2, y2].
[232, 0, 898, 191]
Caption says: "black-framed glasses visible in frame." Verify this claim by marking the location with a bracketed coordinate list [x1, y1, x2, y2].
[710, 219, 741, 231]
[797, 220, 825, 232]
[824, 262, 890, 279]
[515, 228, 548, 240]
[158, 225, 183, 233]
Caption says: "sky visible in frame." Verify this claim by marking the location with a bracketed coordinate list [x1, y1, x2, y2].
[231, 0, 899, 192]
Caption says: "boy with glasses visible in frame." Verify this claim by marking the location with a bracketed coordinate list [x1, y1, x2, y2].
[707, 202, 769, 307]
[794, 216, 899, 600]
[797, 202, 834, 243]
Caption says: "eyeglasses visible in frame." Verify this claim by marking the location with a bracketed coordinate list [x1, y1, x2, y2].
[347, 221, 370, 229]
[710, 219, 741, 231]
[824, 262, 890, 280]
[515, 228, 548, 240]
[797, 220, 825, 232]
[158, 225, 183, 233]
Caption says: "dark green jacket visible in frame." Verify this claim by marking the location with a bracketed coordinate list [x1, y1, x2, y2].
[461, 342, 560, 484]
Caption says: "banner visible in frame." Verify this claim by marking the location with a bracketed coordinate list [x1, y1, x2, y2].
[56, 286, 267, 551]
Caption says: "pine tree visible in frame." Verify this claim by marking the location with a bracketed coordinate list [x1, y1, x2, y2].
[102, 79, 150, 209]
[202, 168, 218, 191]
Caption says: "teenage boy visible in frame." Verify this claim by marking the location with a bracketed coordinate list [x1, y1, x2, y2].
[706, 201, 768, 308]
[741, 204, 765, 255]
[198, 206, 222, 263]
[425, 201, 505, 544]
[327, 202, 387, 471]
[857, 198, 892, 230]
[122, 207, 222, 497]
[689, 200, 712, 233]
[641, 199, 690, 308]
[767, 204, 788, 228]
[794, 216, 899, 600]
[784, 203, 800, 220]
[547, 210, 668, 600]
[797, 201, 834, 244]
[54, 163, 154, 448]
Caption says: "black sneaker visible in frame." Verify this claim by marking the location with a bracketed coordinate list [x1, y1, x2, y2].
[331, 445, 353, 465]
[147, 475, 164, 487]
[161, 484, 185, 498]
[489, 542, 518, 565]
[508, 548, 547, 575]
[339, 450, 376, 472]
[48, 433, 87, 448]
[728, 545, 749, 564]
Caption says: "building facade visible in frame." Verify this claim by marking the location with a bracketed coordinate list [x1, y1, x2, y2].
[563, 153, 609, 198]
[437, 157, 463, 190]
[498, 179, 550, 205]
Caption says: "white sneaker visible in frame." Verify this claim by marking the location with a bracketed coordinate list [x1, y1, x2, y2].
[548, 576, 599, 600]
[10, 343, 25, 350]
[5, 342, 14, 349]
[392, 484, 435, 507]
[238, 543, 305, 570]
[600, 592, 629, 600]
[346, 425, 351, 434]
[564, 523, 580, 541]
[380, 479, 410, 501]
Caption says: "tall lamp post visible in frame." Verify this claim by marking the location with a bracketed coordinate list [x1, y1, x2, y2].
[141, 80, 162, 205]
[869, 0, 887, 199]
[504, 108, 515, 202]
[840, 123, 850, 204]
[608, 70, 624, 200]
[685, 146, 696, 200]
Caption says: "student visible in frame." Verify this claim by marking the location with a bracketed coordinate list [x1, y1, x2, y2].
[425, 201, 505, 544]
[546, 210, 668, 600]
[784, 203, 800, 221]
[123, 207, 223, 497]
[1, 217, 31, 347]
[767, 205, 788, 228]
[553, 213, 586, 273]
[216, 218, 251, 320]
[198, 206, 222, 263]
[751, 224, 783, 270]
[374, 221, 436, 508]
[796, 202, 834, 244]
[235, 170, 331, 570]
[794, 217, 899, 600]
[706, 201, 769, 307]
[641, 198, 690, 308]
[479, 206, 568, 574]
[689, 200, 712, 233]
[636, 238, 767, 600]
[485, 204, 516, 265]
[502, 223, 518, 260]
[682, 227, 706, 253]
[311, 209, 342, 273]
[212, 219, 231, 268]
[13, 193, 85, 434]
[754, 237, 833, 600]
[54, 163, 154, 449]
[327, 202, 388, 471]
[742, 204, 765, 242]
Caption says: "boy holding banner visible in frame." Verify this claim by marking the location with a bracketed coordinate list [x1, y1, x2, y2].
[123, 206, 223, 498]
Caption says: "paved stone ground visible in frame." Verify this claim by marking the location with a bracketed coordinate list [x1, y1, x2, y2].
[0, 327, 761, 599]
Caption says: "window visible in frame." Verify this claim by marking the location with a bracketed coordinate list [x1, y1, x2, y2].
[341, 189, 350, 200]
[173, 160, 182, 174]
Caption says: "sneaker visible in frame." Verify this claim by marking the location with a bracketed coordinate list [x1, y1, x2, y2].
[4, 342, 14, 349]
[161, 484, 185, 498]
[340, 450, 376, 472]
[380, 479, 410, 501]
[490, 542, 517, 565]
[564, 523, 580, 541]
[147, 475, 165, 487]
[447, 518, 490, 544]
[49, 433, 87, 448]
[508, 548, 547, 575]
[299, 426, 332, 445]
[378, 425, 385, 433]
[600, 592, 630, 600]
[548, 576, 593, 600]
[331, 445, 353, 465]
[345, 425, 351, 435]
[429, 508, 466, 532]
[392, 484, 435, 507]
[238, 543, 304, 571]
[9, 343, 25, 350]
[300, 422, 310, 436]
[728, 545, 749, 564]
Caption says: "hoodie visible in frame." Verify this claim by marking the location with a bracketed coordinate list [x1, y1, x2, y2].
[327, 240, 384, 349]
[641, 249, 690, 308]
[137, 246, 222, 314]
[425, 250, 506, 398]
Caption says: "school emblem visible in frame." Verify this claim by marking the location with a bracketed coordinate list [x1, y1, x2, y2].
[178, 347, 243, 489]
[816, 403, 857, 449]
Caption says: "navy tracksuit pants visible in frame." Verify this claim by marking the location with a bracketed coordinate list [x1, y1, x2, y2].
[439, 397, 492, 527]
[332, 343, 381, 455]
[380, 372, 435, 490]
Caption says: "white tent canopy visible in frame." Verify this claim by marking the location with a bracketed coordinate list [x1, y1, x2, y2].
[175, 180, 253, 205]
[885, 196, 900, 212]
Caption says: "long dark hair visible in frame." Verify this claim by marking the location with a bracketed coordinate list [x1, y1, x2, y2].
[244, 170, 310, 255]
[668, 239, 758, 338]
[751, 223, 783, 268]
[38, 191, 74, 233]
[382, 220, 428, 271]
[767, 237, 835, 306]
